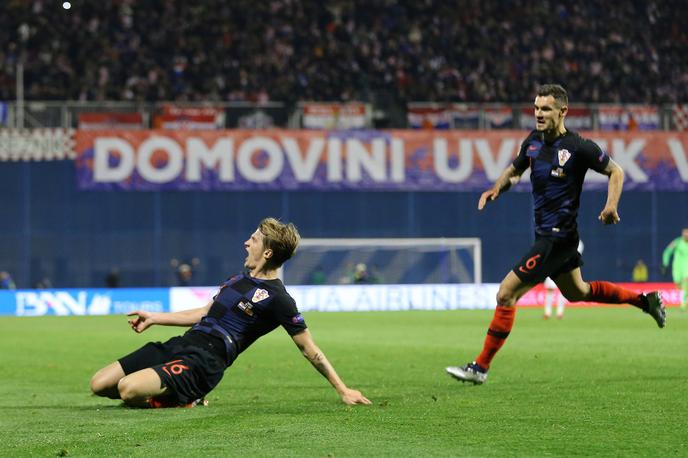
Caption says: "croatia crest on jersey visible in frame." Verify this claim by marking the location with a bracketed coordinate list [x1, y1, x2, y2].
[557, 149, 571, 166]
[252, 288, 269, 303]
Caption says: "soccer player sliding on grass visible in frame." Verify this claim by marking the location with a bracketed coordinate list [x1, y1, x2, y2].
[446, 84, 666, 385]
[91, 218, 371, 407]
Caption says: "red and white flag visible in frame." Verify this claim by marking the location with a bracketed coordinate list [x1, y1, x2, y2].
[673, 104, 688, 131]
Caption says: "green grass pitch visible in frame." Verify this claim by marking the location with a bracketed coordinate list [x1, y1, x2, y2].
[2, 307, 687, 457]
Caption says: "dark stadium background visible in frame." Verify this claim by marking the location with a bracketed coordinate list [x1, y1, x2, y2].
[1, 0, 687, 288]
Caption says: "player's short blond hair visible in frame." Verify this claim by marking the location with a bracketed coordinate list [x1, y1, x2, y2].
[536, 84, 568, 108]
[258, 218, 301, 269]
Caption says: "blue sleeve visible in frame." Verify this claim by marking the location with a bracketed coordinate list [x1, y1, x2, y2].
[512, 133, 535, 173]
[580, 139, 610, 173]
[274, 295, 308, 335]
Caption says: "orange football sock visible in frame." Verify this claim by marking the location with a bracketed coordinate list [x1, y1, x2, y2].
[475, 305, 515, 370]
[588, 281, 646, 310]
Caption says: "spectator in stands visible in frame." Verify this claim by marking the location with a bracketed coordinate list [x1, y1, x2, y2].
[171, 257, 200, 286]
[105, 268, 121, 288]
[352, 263, 372, 284]
[1, 1, 686, 104]
[632, 259, 649, 282]
[309, 265, 327, 285]
[33, 277, 52, 289]
[351, 262, 383, 284]
[0, 271, 16, 289]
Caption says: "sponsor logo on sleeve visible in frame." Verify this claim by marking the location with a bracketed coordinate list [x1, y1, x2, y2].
[527, 143, 540, 157]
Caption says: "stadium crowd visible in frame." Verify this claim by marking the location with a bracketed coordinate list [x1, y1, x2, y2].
[0, 0, 686, 104]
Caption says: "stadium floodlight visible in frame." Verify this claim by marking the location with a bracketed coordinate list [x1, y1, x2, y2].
[282, 237, 482, 285]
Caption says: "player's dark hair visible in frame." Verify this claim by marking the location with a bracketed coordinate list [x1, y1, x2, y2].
[258, 218, 300, 269]
[536, 84, 568, 107]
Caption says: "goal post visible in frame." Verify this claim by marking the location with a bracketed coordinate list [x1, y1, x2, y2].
[283, 238, 482, 285]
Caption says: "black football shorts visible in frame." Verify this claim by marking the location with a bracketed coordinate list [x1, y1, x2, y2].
[118, 332, 227, 405]
[512, 235, 583, 284]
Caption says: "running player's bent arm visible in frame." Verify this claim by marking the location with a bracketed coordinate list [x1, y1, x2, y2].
[291, 329, 371, 405]
[127, 301, 213, 333]
[478, 165, 523, 210]
[597, 158, 624, 225]
[501, 165, 524, 191]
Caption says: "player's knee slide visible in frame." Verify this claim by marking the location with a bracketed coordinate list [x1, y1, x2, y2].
[117, 377, 139, 402]
[90, 373, 111, 396]
[89, 375, 101, 395]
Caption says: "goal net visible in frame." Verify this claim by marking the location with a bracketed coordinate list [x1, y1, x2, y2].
[283, 238, 482, 285]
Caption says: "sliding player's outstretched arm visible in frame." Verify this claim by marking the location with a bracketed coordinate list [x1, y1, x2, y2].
[127, 301, 213, 333]
[292, 329, 371, 405]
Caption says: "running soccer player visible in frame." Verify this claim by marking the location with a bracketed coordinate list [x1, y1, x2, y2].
[90, 218, 371, 407]
[446, 84, 666, 385]
[661, 228, 688, 311]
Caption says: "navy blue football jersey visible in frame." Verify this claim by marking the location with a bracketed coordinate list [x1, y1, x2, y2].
[192, 273, 307, 357]
[512, 130, 610, 240]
